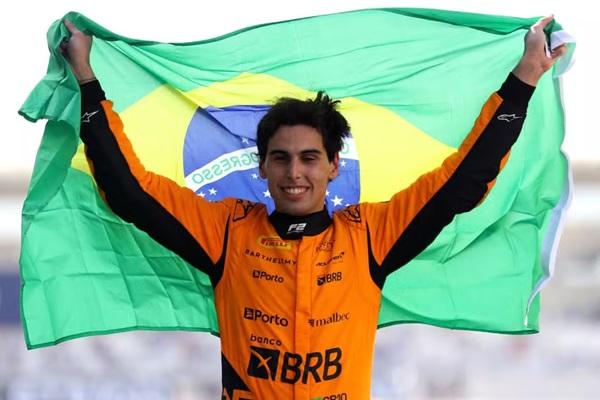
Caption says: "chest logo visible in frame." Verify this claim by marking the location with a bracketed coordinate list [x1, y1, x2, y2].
[247, 346, 342, 384]
[317, 271, 343, 286]
[287, 223, 307, 234]
[258, 236, 292, 250]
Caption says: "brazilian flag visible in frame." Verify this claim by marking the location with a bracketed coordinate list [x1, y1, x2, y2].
[19, 9, 574, 349]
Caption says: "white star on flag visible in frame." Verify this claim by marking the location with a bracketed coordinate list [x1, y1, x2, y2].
[208, 188, 217, 195]
[263, 190, 271, 198]
[326, 190, 330, 197]
[241, 137, 250, 144]
[199, 192, 206, 198]
[340, 160, 347, 167]
[251, 173, 259, 179]
[331, 195, 343, 207]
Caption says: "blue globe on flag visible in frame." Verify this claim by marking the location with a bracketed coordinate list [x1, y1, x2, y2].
[183, 105, 361, 214]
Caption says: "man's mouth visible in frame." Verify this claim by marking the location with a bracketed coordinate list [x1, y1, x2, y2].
[282, 187, 308, 195]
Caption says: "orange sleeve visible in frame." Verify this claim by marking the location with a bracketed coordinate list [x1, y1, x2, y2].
[79, 90, 232, 276]
[364, 85, 528, 273]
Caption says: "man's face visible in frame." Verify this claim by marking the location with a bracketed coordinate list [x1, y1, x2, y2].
[259, 124, 339, 216]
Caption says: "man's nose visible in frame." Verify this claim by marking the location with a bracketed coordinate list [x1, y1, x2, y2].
[287, 158, 302, 179]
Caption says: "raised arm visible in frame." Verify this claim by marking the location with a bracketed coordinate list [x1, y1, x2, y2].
[364, 16, 567, 283]
[62, 20, 231, 284]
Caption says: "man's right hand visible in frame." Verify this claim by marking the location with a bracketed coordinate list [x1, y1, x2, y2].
[61, 19, 96, 83]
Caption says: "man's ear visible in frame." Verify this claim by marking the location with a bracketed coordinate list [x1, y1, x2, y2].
[328, 153, 340, 181]
[259, 160, 267, 179]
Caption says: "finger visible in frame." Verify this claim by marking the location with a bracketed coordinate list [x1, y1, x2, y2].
[534, 15, 554, 31]
[551, 44, 567, 60]
[63, 19, 80, 34]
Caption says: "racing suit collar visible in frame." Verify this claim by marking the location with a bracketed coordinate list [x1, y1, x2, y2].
[269, 207, 331, 239]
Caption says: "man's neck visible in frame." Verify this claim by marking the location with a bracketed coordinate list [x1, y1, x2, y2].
[268, 208, 331, 239]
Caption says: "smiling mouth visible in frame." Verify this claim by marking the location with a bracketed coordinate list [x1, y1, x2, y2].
[283, 187, 308, 195]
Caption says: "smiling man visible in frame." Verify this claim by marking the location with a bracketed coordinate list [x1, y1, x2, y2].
[62, 16, 565, 400]
[257, 93, 348, 217]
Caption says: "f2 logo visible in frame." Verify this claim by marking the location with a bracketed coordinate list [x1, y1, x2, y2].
[287, 223, 307, 234]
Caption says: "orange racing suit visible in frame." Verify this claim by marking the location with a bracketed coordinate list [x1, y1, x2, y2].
[79, 73, 533, 399]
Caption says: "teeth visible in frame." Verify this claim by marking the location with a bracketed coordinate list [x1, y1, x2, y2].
[284, 187, 307, 195]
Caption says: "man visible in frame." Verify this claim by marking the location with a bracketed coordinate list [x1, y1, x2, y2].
[62, 16, 565, 399]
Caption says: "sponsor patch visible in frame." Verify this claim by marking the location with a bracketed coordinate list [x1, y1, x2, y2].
[317, 272, 342, 286]
[252, 269, 284, 283]
[247, 346, 342, 384]
[258, 236, 292, 250]
[308, 312, 350, 328]
[244, 307, 289, 327]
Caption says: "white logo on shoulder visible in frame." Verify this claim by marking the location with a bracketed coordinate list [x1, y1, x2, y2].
[497, 113, 523, 122]
[81, 110, 100, 123]
[287, 223, 307, 234]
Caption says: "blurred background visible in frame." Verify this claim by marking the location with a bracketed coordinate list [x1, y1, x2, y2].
[1, 0, 598, 398]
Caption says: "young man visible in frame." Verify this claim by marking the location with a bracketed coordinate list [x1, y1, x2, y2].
[63, 17, 565, 399]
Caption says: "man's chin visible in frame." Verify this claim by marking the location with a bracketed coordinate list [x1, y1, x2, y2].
[275, 202, 313, 217]
[278, 207, 307, 217]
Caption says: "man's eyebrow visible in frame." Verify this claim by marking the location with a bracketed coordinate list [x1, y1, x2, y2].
[267, 149, 324, 156]
[267, 149, 290, 157]
[300, 149, 324, 156]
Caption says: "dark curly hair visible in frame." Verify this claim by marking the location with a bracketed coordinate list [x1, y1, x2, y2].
[256, 91, 350, 162]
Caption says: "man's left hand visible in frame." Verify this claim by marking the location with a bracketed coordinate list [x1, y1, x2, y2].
[513, 15, 567, 86]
